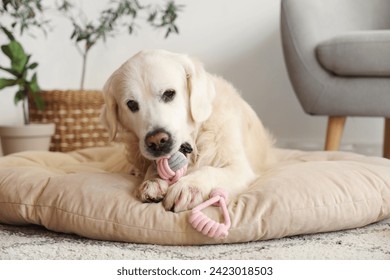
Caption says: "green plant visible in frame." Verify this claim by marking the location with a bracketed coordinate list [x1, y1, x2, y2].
[0, 0, 184, 124]
[0, 28, 43, 124]
[58, 0, 184, 90]
[0, 0, 50, 124]
[0, 0, 50, 35]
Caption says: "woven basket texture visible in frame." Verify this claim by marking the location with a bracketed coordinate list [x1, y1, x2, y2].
[29, 90, 110, 152]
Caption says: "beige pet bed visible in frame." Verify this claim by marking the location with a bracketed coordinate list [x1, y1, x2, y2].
[0, 145, 389, 245]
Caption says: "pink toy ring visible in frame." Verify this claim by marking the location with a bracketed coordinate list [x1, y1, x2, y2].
[156, 156, 188, 185]
[189, 188, 231, 238]
[155, 154, 231, 238]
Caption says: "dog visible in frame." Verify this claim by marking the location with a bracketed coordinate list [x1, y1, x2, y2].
[101, 49, 275, 212]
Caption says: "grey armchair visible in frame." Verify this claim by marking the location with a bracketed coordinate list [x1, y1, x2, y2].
[280, 0, 390, 158]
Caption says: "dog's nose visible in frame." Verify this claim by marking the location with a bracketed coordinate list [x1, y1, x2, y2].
[145, 129, 173, 156]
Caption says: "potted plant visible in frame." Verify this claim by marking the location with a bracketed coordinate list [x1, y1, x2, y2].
[0, 0, 54, 155]
[28, 0, 184, 152]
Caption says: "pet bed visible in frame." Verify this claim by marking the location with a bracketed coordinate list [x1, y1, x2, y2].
[0, 145, 389, 245]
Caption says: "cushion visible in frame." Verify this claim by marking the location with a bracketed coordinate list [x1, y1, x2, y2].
[316, 30, 390, 77]
[0, 145, 389, 245]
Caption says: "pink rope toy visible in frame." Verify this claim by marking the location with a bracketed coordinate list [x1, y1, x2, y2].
[156, 152, 188, 185]
[156, 151, 231, 239]
[189, 188, 231, 238]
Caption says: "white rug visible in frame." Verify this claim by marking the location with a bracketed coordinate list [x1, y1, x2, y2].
[1, 218, 389, 260]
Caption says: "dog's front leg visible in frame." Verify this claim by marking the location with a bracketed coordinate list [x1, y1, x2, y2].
[137, 164, 169, 203]
[163, 163, 256, 212]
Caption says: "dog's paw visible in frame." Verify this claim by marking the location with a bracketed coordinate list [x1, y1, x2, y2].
[163, 181, 206, 212]
[137, 179, 169, 203]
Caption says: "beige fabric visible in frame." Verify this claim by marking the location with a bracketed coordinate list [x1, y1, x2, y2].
[0, 146, 389, 245]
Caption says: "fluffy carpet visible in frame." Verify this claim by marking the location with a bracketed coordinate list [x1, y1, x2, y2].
[1, 218, 389, 260]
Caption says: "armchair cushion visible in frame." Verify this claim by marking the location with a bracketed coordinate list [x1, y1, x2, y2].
[316, 31, 390, 77]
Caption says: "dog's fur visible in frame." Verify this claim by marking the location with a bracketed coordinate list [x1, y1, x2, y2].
[101, 50, 275, 212]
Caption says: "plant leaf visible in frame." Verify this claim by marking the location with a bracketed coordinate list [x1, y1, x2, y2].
[28, 73, 40, 93]
[24, 73, 44, 111]
[30, 77, 44, 111]
[0, 78, 17, 89]
[14, 90, 26, 105]
[0, 66, 19, 77]
[1, 40, 28, 73]
[0, 26, 15, 40]
[28, 62, 38, 70]
[31, 91, 45, 111]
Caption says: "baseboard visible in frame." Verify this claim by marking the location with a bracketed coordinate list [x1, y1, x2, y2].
[276, 139, 382, 157]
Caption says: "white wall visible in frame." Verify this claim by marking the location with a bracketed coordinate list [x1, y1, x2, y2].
[0, 0, 384, 156]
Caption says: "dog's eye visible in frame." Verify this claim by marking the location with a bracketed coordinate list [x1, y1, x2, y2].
[126, 100, 139, 112]
[161, 89, 176, 103]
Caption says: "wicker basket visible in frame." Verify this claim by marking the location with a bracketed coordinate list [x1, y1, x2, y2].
[28, 90, 110, 152]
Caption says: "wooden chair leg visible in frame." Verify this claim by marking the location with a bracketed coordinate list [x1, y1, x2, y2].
[324, 116, 346, 151]
[384, 118, 390, 159]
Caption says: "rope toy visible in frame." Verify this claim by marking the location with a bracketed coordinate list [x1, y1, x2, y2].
[155, 150, 231, 239]
[156, 151, 188, 185]
[189, 188, 231, 239]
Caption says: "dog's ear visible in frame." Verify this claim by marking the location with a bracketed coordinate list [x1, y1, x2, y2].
[180, 55, 216, 123]
[100, 74, 118, 141]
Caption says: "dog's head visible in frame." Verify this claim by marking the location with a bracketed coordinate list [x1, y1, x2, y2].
[101, 49, 216, 160]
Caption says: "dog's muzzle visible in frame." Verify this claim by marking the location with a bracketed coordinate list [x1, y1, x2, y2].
[144, 128, 173, 157]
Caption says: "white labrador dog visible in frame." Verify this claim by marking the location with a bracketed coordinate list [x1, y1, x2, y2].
[101, 50, 275, 212]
